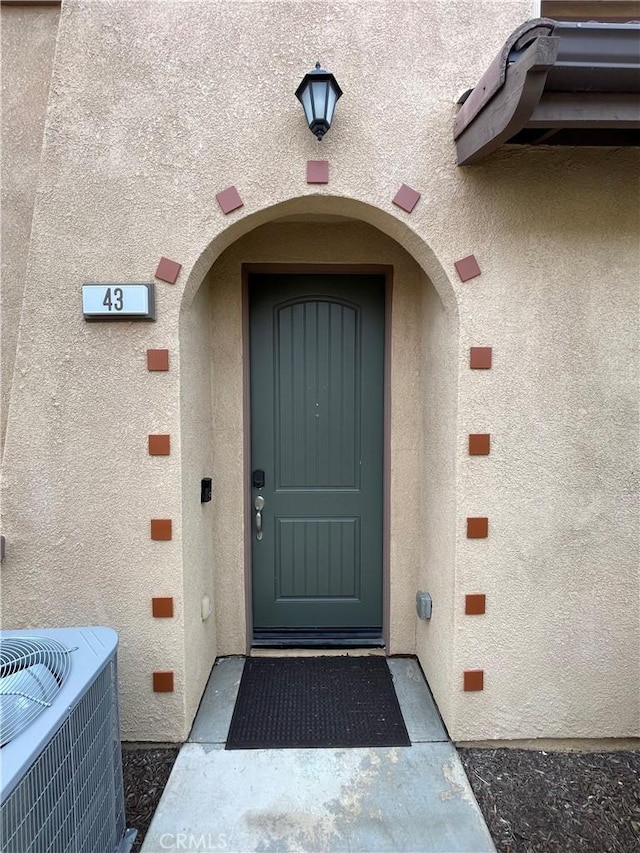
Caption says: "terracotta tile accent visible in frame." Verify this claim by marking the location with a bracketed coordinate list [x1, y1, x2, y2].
[307, 160, 329, 184]
[148, 434, 171, 456]
[454, 254, 481, 282]
[151, 519, 172, 540]
[147, 349, 169, 371]
[470, 347, 492, 369]
[469, 433, 491, 455]
[467, 517, 488, 538]
[464, 670, 484, 691]
[216, 185, 243, 214]
[155, 257, 182, 284]
[392, 184, 421, 213]
[153, 670, 174, 692]
[152, 597, 174, 618]
[465, 594, 486, 615]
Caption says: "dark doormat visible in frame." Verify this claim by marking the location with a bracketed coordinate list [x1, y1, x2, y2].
[225, 655, 411, 749]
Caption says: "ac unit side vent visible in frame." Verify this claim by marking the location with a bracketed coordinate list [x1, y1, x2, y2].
[0, 627, 135, 853]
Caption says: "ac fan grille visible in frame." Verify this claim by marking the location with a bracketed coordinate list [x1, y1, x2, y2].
[0, 637, 73, 746]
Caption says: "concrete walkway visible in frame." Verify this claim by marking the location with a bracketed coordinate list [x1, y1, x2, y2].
[141, 657, 495, 853]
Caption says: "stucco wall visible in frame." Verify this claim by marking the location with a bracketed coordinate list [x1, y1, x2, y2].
[1, 4, 59, 454]
[179, 282, 217, 727]
[205, 253, 247, 655]
[448, 152, 640, 740]
[416, 272, 460, 729]
[1, 0, 638, 742]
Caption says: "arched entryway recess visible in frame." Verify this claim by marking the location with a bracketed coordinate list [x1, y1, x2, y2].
[178, 195, 460, 730]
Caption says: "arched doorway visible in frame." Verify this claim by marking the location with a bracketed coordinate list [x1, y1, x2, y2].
[179, 200, 459, 722]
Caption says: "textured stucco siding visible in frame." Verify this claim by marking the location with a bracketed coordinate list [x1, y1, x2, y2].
[448, 152, 639, 740]
[1, 0, 638, 742]
[416, 272, 459, 728]
[179, 282, 217, 729]
[1, 4, 60, 453]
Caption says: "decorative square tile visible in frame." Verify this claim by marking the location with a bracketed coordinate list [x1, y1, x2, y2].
[155, 257, 182, 284]
[153, 671, 174, 692]
[463, 670, 484, 691]
[149, 434, 171, 456]
[392, 184, 421, 213]
[151, 519, 172, 540]
[152, 597, 174, 618]
[307, 160, 329, 183]
[216, 185, 243, 214]
[454, 255, 481, 282]
[470, 347, 492, 369]
[147, 349, 169, 371]
[469, 434, 490, 455]
[467, 517, 488, 538]
[465, 594, 486, 615]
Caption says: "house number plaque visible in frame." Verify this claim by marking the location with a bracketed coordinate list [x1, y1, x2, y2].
[82, 283, 155, 321]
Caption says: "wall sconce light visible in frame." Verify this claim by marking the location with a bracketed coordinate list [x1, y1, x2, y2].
[295, 62, 343, 140]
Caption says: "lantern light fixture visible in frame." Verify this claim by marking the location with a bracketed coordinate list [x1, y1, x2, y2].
[295, 62, 343, 141]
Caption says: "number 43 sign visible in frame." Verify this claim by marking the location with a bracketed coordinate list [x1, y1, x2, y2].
[82, 283, 155, 321]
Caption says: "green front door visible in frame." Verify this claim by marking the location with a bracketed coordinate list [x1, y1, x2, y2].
[249, 274, 385, 643]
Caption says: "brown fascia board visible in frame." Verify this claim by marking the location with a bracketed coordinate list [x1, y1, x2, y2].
[541, 1, 640, 22]
[454, 18, 557, 140]
[455, 36, 559, 165]
[1, 1, 62, 5]
[528, 91, 640, 128]
[454, 19, 640, 165]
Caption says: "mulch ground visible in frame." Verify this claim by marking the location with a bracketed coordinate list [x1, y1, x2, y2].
[122, 745, 640, 852]
[459, 748, 640, 852]
[122, 746, 179, 852]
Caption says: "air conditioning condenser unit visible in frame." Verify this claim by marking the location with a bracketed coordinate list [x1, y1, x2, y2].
[0, 626, 136, 852]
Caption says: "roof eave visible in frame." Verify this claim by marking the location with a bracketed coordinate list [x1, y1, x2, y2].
[454, 19, 640, 165]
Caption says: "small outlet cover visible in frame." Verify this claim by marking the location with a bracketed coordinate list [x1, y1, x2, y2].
[416, 591, 433, 620]
[201, 595, 212, 621]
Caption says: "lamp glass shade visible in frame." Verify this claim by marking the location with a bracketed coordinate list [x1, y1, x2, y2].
[311, 80, 328, 120]
[325, 86, 337, 124]
[295, 63, 343, 140]
[300, 86, 313, 125]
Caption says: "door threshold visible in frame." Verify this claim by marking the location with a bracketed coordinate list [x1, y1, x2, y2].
[252, 629, 384, 650]
[251, 647, 386, 657]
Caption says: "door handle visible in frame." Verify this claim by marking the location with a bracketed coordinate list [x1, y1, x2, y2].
[254, 495, 265, 541]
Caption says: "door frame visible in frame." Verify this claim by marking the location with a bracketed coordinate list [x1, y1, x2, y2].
[241, 264, 393, 652]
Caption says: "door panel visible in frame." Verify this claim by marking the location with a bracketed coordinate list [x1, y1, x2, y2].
[275, 300, 359, 489]
[275, 517, 360, 599]
[250, 274, 384, 635]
